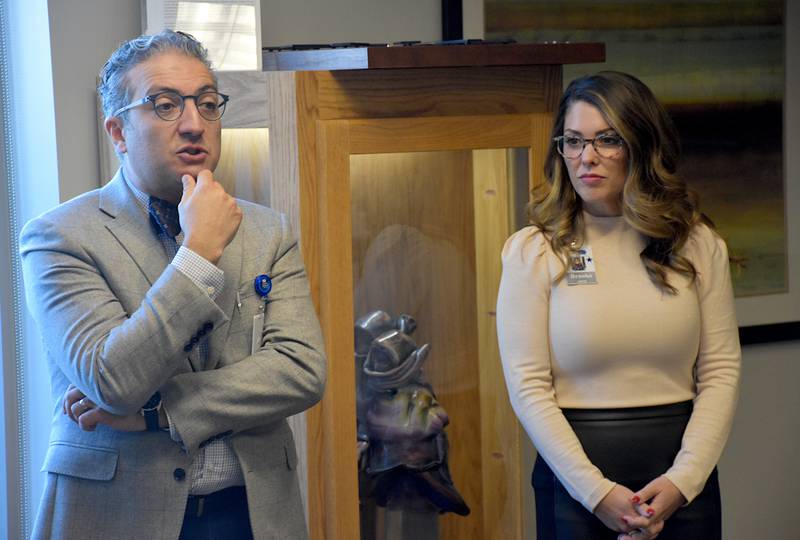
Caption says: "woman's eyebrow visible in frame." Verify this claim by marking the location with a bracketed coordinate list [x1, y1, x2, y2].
[563, 128, 618, 136]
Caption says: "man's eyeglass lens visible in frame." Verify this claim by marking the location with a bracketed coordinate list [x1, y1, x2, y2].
[153, 91, 227, 121]
[555, 135, 624, 159]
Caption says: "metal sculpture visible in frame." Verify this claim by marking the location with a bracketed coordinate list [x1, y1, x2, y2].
[355, 310, 470, 516]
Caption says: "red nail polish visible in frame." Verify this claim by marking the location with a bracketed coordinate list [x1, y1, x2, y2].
[647, 508, 655, 516]
[631, 495, 640, 504]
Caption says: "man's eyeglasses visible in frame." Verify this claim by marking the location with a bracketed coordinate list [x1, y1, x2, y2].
[113, 90, 230, 121]
[553, 133, 625, 159]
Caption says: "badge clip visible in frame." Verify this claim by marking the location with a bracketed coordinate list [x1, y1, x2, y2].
[251, 274, 271, 354]
[254, 274, 272, 299]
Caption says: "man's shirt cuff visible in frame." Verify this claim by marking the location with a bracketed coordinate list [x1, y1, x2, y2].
[162, 403, 184, 445]
[172, 246, 225, 299]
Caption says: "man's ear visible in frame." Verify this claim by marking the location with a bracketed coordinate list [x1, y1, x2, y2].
[104, 116, 127, 154]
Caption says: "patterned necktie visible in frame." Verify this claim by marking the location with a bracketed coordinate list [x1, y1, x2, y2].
[148, 196, 181, 238]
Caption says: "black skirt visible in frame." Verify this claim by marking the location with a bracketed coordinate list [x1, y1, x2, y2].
[532, 401, 721, 540]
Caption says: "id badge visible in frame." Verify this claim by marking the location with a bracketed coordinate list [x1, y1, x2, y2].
[251, 311, 265, 355]
[566, 246, 598, 285]
[250, 274, 272, 354]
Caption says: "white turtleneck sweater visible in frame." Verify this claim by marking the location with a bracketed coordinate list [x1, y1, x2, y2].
[496, 213, 740, 512]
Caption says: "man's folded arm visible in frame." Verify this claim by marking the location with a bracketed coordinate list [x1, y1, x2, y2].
[20, 216, 227, 414]
[160, 219, 326, 452]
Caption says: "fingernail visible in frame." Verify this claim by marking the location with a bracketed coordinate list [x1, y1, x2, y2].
[646, 508, 655, 516]
[631, 495, 640, 504]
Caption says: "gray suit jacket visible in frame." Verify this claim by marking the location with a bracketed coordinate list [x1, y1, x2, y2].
[20, 171, 326, 540]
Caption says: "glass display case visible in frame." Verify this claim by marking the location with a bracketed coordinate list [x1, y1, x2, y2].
[351, 147, 529, 540]
[218, 43, 605, 539]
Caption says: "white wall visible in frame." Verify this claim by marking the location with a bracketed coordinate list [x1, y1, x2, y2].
[719, 340, 800, 538]
[47, 0, 142, 201]
[260, 0, 441, 46]
[463, 0, 484, 39]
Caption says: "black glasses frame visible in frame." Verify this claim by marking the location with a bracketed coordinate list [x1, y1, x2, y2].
[553, 134, 625, 159]
[112, 90, 230, 121]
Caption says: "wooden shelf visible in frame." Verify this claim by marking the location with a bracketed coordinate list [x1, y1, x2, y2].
[263, 42, 605, 71]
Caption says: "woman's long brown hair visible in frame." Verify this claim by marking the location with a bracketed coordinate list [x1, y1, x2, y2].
[528, 71, 711, 294]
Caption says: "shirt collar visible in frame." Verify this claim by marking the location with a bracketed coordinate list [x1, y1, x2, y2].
[120, 167, 151, 215]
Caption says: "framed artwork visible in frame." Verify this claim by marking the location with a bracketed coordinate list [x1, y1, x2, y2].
[481, 0, 798, 343]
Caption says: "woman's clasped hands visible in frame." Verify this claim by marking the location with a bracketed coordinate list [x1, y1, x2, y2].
[595, 476, 686, 539]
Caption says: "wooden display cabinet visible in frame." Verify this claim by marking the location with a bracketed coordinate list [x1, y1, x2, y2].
[216, 43, 604, 540]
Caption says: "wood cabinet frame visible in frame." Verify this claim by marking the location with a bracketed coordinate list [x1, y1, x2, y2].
[296, 66, 559, 540]
[221, 45, 605, 538]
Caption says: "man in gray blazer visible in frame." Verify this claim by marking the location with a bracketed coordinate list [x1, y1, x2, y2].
[19, 30, 325, 540]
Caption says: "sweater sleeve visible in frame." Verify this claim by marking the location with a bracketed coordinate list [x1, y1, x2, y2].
[496, 227, 616, 512]
[663, 224, 741, 502]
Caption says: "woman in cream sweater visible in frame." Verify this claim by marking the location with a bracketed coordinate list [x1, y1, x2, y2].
[497, 72, 740, 539]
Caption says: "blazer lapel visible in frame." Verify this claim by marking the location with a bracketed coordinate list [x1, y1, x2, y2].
[99, 170, 169, 287]
[100, 170, 243, 371]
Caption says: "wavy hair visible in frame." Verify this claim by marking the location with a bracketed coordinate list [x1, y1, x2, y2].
[98, 29, 214, 120]
[528, 71, 710, 294]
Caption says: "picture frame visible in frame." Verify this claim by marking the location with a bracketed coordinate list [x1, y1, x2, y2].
[478, 0, 798, 345]
[736, 31, 800, 344]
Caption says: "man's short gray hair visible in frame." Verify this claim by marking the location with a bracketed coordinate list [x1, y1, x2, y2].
[98, 29, 215, 119]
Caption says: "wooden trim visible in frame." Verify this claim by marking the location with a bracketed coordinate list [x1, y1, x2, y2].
[529, 112, 555, 189]
[348, 115, 535, 155]
[264, 47, 369, 72]
[295, 70, 326, 540]
[472, 149, 523, 539]
[313, 119, 361, 539]
[313, 65, 561, 121]
[263, 42, 605, 71]
[217, 71, 270, 129]
[297, 71, 321, 302]
[366, 42, 604, 69]
[264, 71, 301, 227]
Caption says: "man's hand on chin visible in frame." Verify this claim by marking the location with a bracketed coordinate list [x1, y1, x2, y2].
[178, 169, 243, 265]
